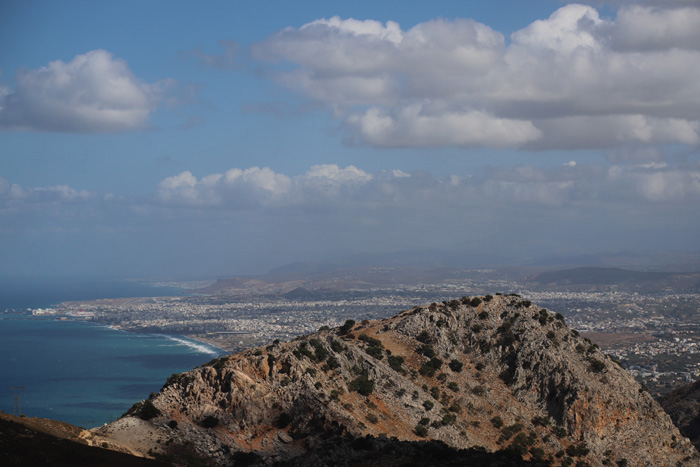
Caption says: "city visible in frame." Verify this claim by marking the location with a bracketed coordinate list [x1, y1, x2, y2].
[31, 272, 700, 397]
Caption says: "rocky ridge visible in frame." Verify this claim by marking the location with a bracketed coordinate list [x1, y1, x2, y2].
[95, 295, 699, 466]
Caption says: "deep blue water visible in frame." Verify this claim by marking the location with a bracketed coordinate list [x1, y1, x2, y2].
[0, 279, 223, 428]
[0, 277, 183, 311]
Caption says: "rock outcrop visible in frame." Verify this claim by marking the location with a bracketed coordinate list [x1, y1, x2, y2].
[96, 295, 699, 466]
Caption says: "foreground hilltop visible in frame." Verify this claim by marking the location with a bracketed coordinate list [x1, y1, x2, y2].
[96, 295, 698, 466]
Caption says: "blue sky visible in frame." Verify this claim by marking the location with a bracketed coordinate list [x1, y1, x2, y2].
[1, 1, 699, 278]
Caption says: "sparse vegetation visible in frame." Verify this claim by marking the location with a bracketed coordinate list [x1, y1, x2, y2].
[138, 399, 161, 421]
[416, 330, 432, 344]
[419, 357, 443, 377]
[348, 376, 375, 396]
[414, 424, 429, 437]
[388, 355, 405, 372]
[201, 415, 219, 428]
[417, 344, 436, 358]
[589, 359, 606, 373]
[566, 443, 590, 457]
[338, 319, 355, 335]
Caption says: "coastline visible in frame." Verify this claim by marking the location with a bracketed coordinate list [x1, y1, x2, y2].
[180, 333, 238, 354]
[102, 322, 229, 356]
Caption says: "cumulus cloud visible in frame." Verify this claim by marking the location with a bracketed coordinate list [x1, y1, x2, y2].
[607, 162, 700, 201]
[0, 50, 171, 133]
[611, 5, 700, 50]
[153, 159, 700, 214]
[252, 4, 700, 149]
[0, 177, 97, 215]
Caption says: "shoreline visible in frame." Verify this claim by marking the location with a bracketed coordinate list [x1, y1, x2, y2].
[101, 322, 230, 355]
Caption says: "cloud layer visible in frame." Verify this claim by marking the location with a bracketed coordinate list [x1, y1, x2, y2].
[154, 161, 700, 211]
[0, 50, 170, 133]
[252, 4, 700, 149]
[3, 159, 699, 277]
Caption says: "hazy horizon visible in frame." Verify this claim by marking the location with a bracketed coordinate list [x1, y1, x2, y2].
[2, 1, 699, 279]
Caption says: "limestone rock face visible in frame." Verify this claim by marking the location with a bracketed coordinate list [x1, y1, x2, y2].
[96, 295, 699, 466]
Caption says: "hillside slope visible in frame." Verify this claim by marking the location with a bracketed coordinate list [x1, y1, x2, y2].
[96, 295, 699, 466]
[660, 379, 700, 452]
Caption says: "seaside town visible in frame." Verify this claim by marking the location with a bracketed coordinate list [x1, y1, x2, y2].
[25, 275, 700, 396]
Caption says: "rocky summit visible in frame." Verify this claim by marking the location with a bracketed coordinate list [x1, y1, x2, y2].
[95, 295, 699, 466]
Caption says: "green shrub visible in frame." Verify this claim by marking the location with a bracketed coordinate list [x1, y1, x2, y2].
[475, 362, 485, 371]
[470, 297, 482, 307]
[414, 425, 429, 437]
[490, 416, 504, 429]
[566, 443, 590, 457]
[201, 415, 219, 428]
[324, 356, 340, 371]
[449, 359, 463, 372]
[348, 376, 375, 396]
[359, 333, 383, 348]
[388, 355, 405, 372]
[447, 381, 459, 392]
[139, 399, 161, 421]
[365, 345, 384, 360]
[423, 400, 434, 411]
[338, 319, 355, 335]
[417, 345, 436, 358]
[589, 359, 606, 373]
[501, 423, 523, 440]
[329, 338, 345, 353]
[366, 413, 379, 424]
[442, 413, 456, 425]
[416, 331, 432, 344]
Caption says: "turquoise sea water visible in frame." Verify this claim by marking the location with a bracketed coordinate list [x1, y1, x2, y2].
[0, 279, 224, 428]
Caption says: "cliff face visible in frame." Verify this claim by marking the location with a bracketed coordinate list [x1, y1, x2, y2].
[96, 295, 699, 466]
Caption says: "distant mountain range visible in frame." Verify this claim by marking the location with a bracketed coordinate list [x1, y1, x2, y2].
[527, 267, 700, 292]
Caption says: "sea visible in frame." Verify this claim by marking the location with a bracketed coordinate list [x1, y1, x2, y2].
[0, 277, 224, 428]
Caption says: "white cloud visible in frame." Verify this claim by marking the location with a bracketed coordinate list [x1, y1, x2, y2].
[607, 163, 700, 201]
[612, 5, 700, 51]
[0, 50, 171, 133]
[0, 177, 98, 216]
[156, 167, 292, 207]
[253, 4, 700, 149]
[346, 106, 542, 147]
[152, 159, 700, 214]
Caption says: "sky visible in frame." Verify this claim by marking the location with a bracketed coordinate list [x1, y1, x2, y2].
[1, 0, 699, 279]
